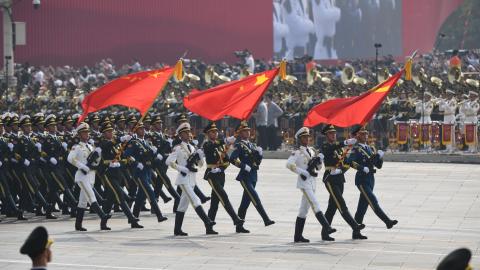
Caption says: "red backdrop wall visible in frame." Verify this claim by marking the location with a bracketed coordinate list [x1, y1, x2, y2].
[0, 0, 466, 66]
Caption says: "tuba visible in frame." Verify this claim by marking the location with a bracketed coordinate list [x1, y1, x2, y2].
[430, 76, 443, 88]
[341, 64, 355, 84]
[448, 66, 462, 84]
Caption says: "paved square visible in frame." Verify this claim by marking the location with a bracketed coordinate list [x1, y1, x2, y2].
[1, 160, 479, 269]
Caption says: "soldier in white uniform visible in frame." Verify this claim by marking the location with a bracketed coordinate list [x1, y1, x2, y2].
[286, 127, 336, 243]
[165, 122, 216, 236]
[67, 122, 111, 231]
[438, 89, 457, 152]
[463, 91, 479, 152]
[415, 91, 434, 125]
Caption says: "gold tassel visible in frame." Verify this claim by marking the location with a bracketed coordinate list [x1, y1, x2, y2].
[405, 58, 412, 81]
[174, 59, 183, 81]
[279, 60, 287, 80]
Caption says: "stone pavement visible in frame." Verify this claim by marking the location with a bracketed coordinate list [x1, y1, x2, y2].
[0, 160, 479, 270]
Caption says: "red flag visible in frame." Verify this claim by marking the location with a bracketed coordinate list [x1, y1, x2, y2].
[183, 68, 279, 121]
[304, 70, 404, 128]
[79, 67, 175, 123]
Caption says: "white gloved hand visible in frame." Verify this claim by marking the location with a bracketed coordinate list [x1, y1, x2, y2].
[88, 139, 95, 145]
[11, 158, 18, 163]
[137, 162, 144, 170]
[344, 138, 357, 145]
[109, 162, 120, 168]
[196, 149, 205, 159]
[244, 164, 252, 172]
[226, 136, 236, 144]
[94, 147, 102, 155]
[377, 150, 385, 158]
[50, 157, 57, 165]
[363, 167, 370, 174]
[24, 159, 30, 166]
[7, 142, 14, 151]
[210, 168, 221, 174]
[79, 164, 90, 172]
[150, 145, 158, 154]
[40, 157, 46, 162]
[167, 138, 173, 146]
[0, 161, 2, 167]
[330, 168, 342, 175]
[295, 167, 310, 178]
[192, 139, 199, 146]
[177, 165, 189, 174]
[256, 146, 263, 156]
[120, 135, 132, 142]
[156, 153, 163, 160]
[35, 142, 42, 152]
[318, 153, 325, 160]
[128, 156, 136, 163]
[62, 142, 68, 150]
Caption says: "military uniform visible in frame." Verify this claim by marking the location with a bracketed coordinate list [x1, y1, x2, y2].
[165, 122, 215, 236]
[229, 121, 274, 231]
[123, 122, 168, 222]
[98, 121, 143, 228]
[347, 125, 398, 239]
[320, 125, 364, 241]
[67, 122, 111, 231]
[202, 122, 244, 234]
[286, 127, 336, 242]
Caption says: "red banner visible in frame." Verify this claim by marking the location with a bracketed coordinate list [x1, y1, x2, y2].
[442, 124, 453, 144]
[396, 122, 408, 145]
[420, 124, 431, 143]
[465, 124, 477, 145]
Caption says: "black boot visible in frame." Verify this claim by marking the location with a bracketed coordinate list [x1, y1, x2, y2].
[194, 206, 216, 227]
[225, 201, 244, 226]
[342, 210, 365, 231]
[257, 203, 275, 226]
[194, 185, 210, 203]
[352, 230, 368, 240]
[236, 211, 250, 233]
[45, 205, 57, 220]
[119, 201, 143, 228]
[17, 210, 28, 221]
[90, 202, 111, 230]
[174, 211, 188, 236]
[151, 202, 168, 222]
[75, 208, 87, 231]
[373, 207, 398, 229]
[315, 211, 336, 235]
[294, 217, 310, 243]
[158, 189, 172, 203]
[132, 203, 141, 218]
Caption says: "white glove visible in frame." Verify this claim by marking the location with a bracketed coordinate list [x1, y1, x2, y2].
[196, 149, 205, 159]
[226, 136, 236, 144]
[109, 162, 121, 168]
[167, 138, 173, 145]
[40, 157, 46, 162]
[50, 157, 58, 165]
[120, 135, 132, 142]
[128, 156, 136, 163]
[192, 139, 199, 146]
[24, 159, 30, 166]
[79, 164, 90, 172]
[156, 153, 163, 160]
[0, 161, 2, 167]
[295, 167, 310, 177]
[137, 162, 144, 170]
[330, 168, 342, 175]
[210, 168, 221, 174]
[150, 145, 158, 154]
[244, 164, 252, 172]
[94, 147, 102, 154]
[10, 158, 18, 163]
[363, 167, 370, 174]
[377, 150, 385, 158]
[177, 165, 189, 174]
[62, 142, 68, 150]
[35, 142, 42, 152]
[344, 138, 357, 145]
[88, 139, 95, 145]
[318, 153, 325, 160]
[256, 146, 263, 156]
[7, 142, 14, 151]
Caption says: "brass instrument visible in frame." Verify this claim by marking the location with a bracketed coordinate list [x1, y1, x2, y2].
[378, 68, 391, 83]
[448, 66, 462, 84]
[307, 66, 332, 86]
[430, 76, 443, 88]
[204, 66, 230, 85]
[466, 78, 479, 88]
[341, 64, 366, 85]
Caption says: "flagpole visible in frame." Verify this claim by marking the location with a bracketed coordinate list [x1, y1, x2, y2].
[114, 60, 183, 161]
